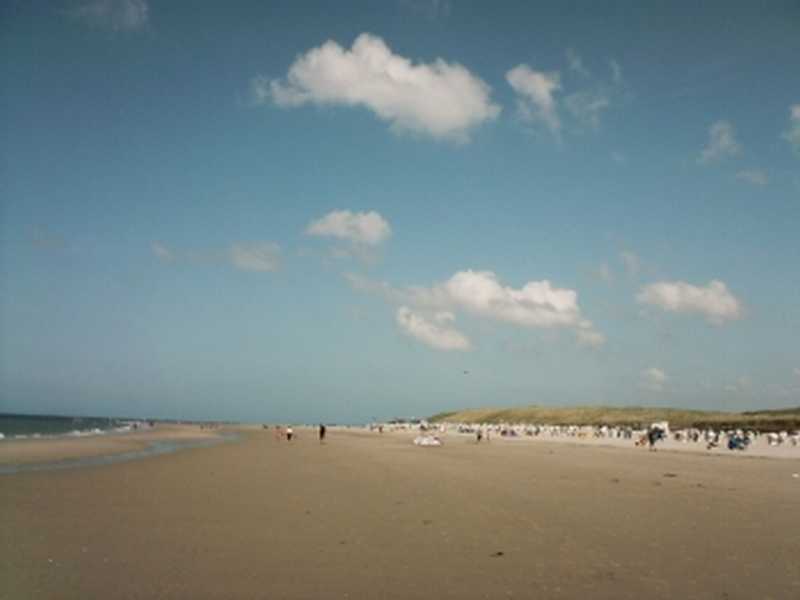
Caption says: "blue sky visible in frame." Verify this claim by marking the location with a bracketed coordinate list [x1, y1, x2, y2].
[1, 1, 799, 423]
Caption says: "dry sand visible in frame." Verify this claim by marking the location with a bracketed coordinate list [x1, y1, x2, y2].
[2, 427, 799, 599]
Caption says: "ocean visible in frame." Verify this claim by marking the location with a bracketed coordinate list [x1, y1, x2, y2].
[0, 413, 135, 439]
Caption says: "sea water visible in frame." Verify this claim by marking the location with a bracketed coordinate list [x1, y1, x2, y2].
[0, 413, 133, 440]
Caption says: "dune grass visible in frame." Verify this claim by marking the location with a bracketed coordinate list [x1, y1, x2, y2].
[428, 405, 800, 431]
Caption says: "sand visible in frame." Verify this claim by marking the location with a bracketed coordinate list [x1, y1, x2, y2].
[0, 425, 222, 466]
[2, 427, 799, 599]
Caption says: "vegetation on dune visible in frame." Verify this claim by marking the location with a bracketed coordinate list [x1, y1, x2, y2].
[428, 406, 800, 431]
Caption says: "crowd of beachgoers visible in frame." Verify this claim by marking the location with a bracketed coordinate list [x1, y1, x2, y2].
[372, 420, 800, 452]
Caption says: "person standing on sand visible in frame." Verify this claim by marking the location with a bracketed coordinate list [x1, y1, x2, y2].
[476, 428, 483, 443]
[319, 424, 326, 443]
[286, 426, 294, 442]
[647, 426, 661, 451]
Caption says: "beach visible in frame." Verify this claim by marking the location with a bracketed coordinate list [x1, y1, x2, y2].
[0, 424, 223, 467]
[2, 427, 799, 599]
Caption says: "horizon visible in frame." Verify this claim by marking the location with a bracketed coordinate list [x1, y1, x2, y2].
[2, 1, 799, 423]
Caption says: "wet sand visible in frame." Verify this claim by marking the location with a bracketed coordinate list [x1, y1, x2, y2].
[0, 425, 222, 466]
[2, 428, 799, 599]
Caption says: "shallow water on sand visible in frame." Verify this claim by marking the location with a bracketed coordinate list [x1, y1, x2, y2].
[0, 432, 239, 475]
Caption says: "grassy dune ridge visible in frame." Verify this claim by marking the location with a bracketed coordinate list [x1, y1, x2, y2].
[429, 406, 800, 431]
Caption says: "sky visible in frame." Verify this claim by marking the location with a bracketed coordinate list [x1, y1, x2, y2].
[1, 1, 799, 423]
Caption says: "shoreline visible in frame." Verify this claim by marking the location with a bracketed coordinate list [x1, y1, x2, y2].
[2, 423, 798, 472]
[0, 424, 236, 470]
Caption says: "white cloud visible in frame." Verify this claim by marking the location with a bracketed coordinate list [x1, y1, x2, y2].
[306, 210, 391, 246]
[783, 104, 800, 153]
[442, 270, 582, 328]
[620, 251, 641, 276]
[793, 367, 800, 378]
[506, 64, 561, 137]
[348, 269, 603, 345]
[636, 279, 743, 325]
[565, 90, 610, 129]
[641, 367, 667, 392]
[611, 151, 627, 165]
[698, 120, 741, 164]
[71, 0, 148, 31]
[253, 33, 500, 142]
[508, 52, 624, 139]
[736, 169, 768, 186]
[151, 242, 174, 261]
[228, 242, 281, 272]
[396, 306, 471, 351]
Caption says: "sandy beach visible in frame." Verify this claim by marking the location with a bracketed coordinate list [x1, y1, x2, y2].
[0, 424, 223, 466]
[2, 427, 799, 599]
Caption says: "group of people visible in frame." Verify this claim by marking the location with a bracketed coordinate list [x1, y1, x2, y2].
[434, 421, 800, 453]
[269, 425, 295, 441]
[266, 424, 328, 443]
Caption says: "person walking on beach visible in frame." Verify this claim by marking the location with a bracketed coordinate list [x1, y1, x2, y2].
[319, 424, 326, 443]
[286, 426, 294, 442]
[647, 426, 661, 451]
[476, 428, 483, 443]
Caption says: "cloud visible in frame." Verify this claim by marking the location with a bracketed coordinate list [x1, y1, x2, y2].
[442, 270, 582, 328]
[229, 242, 281, 272]
[641, 367, 667, 392]
[611, 151, 627, 165]
[783, 104, 800, 153]
[636, 279, 743, 325]
[564, 90, 610, 129]
[152, 241, 280, 272]
[566, 48, 589, 77]
[736, 169, 768, 186]
[506, 64, 561, 137]
[396, 306, 471, 351]
[508, 52, 625, 139]
[576, 327, 606, 348]
[348, 269, 604, 345]
[70, 0, 148, 31]
[306, 210, 391, 246]
[253, 33, 500, 142]
[620, 251, 641, 276]
[698, 120, 741, 164]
